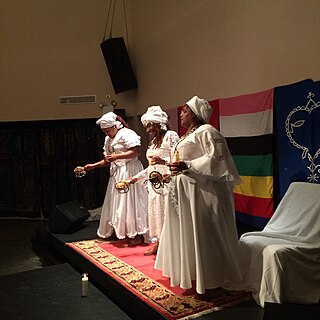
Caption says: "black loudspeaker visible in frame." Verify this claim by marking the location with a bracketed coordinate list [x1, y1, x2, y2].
[49, 200, 90, 234]
[263, 302, 320, 320]
[100, 37, 138, 94]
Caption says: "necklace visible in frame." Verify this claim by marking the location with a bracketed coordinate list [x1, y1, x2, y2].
[174, 124, 201, 152]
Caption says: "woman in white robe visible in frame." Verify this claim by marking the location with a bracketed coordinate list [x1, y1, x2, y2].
[84, 112, 148, 246]
[155, 96, 243, 296]
[130, 106, 179, 255]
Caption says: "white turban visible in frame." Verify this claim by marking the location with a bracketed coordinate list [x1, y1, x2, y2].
[186, 96, 212, 123]
[96, 112, 123, 129]
[141, 106, 168, 130]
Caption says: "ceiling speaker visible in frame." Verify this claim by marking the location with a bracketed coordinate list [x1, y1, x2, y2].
[100, 37, 138, 94]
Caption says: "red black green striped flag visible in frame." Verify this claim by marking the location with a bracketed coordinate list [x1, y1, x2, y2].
[219, 89, 274, 228]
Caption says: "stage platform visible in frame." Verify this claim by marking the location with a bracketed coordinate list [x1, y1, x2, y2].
[31, 221, 262, 320]
[40, 221, 170, 320]
[30, 221, 318, 320]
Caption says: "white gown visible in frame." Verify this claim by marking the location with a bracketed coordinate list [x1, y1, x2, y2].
[97, 127, 148, 239]
[133, 130, 179, 241]
[155, 124, 243, 294]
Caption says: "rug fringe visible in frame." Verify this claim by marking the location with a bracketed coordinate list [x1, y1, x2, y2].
[178, 307, 219, 319]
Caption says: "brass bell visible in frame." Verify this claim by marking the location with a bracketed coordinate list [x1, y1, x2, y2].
[74, 166, 86, 178]
[115, 180, 130, 193]
[148, 171, 164, 189]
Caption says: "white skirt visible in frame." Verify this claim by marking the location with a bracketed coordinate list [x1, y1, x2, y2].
[97, 159, 149, 239]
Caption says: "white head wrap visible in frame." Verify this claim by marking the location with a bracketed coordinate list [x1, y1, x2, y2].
[141, 106, 168, 130]
[185, 96, 212, 123]
[96, 112, 123, 129]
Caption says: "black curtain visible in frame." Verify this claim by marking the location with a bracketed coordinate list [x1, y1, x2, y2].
[0, 119, 108, 218]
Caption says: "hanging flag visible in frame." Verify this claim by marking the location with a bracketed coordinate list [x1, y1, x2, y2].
[219, 89, 274, 229]
[165, 107, 179, 133]
[274, 79, 320, 199]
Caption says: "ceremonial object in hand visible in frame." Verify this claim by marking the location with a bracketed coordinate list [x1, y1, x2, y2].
[74, 166, 86, 178]
[167, 150, 181, 175]
[148, 171, 165, 190]
[115, 180, 131, 193]
[147, 150, 156, 165]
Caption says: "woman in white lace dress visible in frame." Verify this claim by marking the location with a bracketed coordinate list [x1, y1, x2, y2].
[84, 112, 148, 246]
[130, 106, 179, 255]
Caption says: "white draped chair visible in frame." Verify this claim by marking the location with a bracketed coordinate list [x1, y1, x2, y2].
[239, 182, 320, 307]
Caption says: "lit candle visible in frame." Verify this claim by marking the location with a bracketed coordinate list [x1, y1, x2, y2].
[81, 273, 89, 297]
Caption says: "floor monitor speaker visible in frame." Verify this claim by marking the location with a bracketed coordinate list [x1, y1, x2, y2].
[49, 200, 90, 234]
[100, 37, 138, 94]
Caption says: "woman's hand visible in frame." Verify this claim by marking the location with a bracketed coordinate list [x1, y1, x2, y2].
[149, 155, 166, 165]
[167, 161, 188, 175]
[104, 153, 118, 163]
[105, 147, 140, 163]
[128, 177, 138, 184]
[162, 174, 171, 183]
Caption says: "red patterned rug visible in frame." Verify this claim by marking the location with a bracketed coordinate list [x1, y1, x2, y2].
[67, 239, 250, 319]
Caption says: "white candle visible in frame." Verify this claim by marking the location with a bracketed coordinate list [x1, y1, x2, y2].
[81, 273, 89, 297]
[172, 150, 180, 163]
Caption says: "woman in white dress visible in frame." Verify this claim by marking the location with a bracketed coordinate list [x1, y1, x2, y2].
[155, 96, 243, 297]
[84, 112, 148, 246]
[129, 106, 179, 255]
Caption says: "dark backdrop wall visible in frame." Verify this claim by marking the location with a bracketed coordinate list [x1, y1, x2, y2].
[0, 119, 108, 218]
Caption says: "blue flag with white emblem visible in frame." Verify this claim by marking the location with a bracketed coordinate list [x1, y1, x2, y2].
[274, 78, 320, 199]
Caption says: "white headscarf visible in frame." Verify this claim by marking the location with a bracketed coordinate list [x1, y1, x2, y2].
[96, 112, 123, 129]
[186, 96, 212, 123]
[141, 106, 168, 130]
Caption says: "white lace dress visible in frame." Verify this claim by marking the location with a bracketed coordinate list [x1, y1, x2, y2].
[132, 130, 179, 242]
[97, 127, 149, 239]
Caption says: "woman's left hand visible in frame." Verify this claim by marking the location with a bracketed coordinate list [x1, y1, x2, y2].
[150, 155, 165, 165]
[128, 177, 138, 184]
[104, 153, 118, 163]
[162, 174, 171, 183]
[167, 161, 188, 174]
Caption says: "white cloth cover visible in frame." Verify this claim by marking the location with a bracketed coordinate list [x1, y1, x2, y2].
[155, 124, 243, 294]
[239, 182, 320, 307]
[97, 127, 148, 239]
[132, 130, 179, 241]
